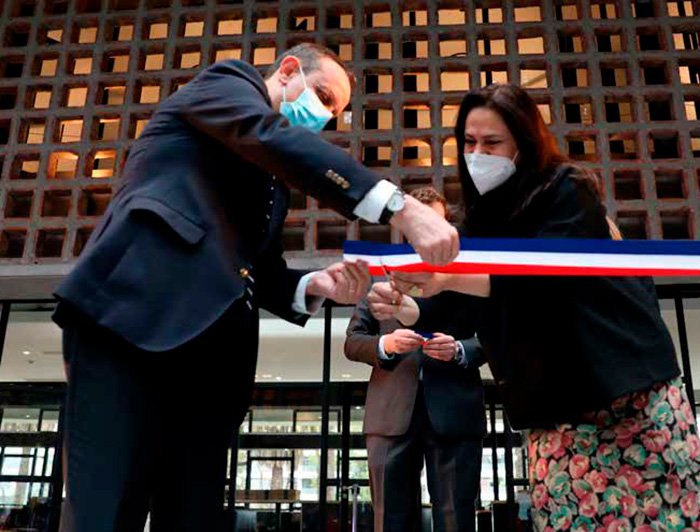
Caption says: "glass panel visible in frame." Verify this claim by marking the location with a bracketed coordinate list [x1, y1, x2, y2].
[33, 448, 46, 476]
[46, 447, 55, 474]
[1, 409, 41, 432]
[294, 449, 319, 501]
[1, 304, 64, 382]
[350, 406, 364, 433]
[0, 480, 51, 526]
[295, 409, 339, 434]
[480, 447, 506, 504]
[0, 481, 31, 506]
[295, 410, 323, 433]
[1, 455, 34, 476]
[257, 315, 372, 383]
[660, 305, 700, 391]
[235, 449, 247, 490]
[348, 457, 368, 480]
[250, 409, 293, 434]
[239, 412, 251, 433]
[292, 449, 338, 501]
[40, 411, 59, 432]
[513, 443, 529, 480]
[249, 449, 292, 490]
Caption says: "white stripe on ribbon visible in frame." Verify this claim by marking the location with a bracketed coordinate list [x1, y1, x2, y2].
[344, 239, 700, 275]
[344, 250, 700, 272]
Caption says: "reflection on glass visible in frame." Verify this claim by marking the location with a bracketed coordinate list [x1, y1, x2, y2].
[349, 459, 368, 480]
[239, 412, 251, 433]
[295, 410, 340, 434]
[1, 304, 64, 383]
[295, 450, 319, 501]
[480, 448, 506, 504]
[660, 307, 700, 393]
[513, 445, 528, 480]
[251, 409, 293, 434]
[358, 486, 372, 502]
[33, 448, 46, 477]
[40, 411, 59, 432]
[1, 456, 33, 476]
[0, 409, 41, 432]
[350, 406, 364, 433]
[234, 449, 247, 491]
[291, 450, 339, 501]
[247, 449, 293, 493]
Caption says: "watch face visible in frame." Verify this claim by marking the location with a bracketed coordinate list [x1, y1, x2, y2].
[388, 193, 406, 211]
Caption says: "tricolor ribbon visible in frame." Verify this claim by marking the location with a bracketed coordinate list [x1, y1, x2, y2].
[343, 239, 700, 276]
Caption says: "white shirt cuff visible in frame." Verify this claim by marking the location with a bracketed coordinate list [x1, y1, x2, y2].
[377, 335, 395, 361]
[352, 180, 399, 223]
[454, 341, 468, 368]
[292, 272, 325, 315]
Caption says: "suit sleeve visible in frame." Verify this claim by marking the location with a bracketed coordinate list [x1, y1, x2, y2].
[178, 61, 381, 219]
[458, 337, 487, 368]
[416, 292, 482, 369]
[345, 299, 393, 369]
[489, 174, 610, 299]
[251, 221, 310, 325]
[412, 291, 470, 336]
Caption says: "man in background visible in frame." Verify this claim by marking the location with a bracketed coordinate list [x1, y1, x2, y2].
[345, 188, 486, 532]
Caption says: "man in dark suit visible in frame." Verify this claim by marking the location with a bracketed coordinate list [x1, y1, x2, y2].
[53, 44, 459, 532]
[345, 188, 486, 532]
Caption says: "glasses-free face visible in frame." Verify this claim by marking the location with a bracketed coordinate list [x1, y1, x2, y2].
[278, 56, 351, 118]
[463, 107, 518, 160]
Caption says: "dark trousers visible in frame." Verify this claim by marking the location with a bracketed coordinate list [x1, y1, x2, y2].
[59, 300, 258, 532]
[366, 386, 483, 532]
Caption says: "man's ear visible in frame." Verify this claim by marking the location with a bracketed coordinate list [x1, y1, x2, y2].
[279, 56, 301, 86]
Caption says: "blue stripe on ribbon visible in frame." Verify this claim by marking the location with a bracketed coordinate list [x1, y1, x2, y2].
[343, 238, 700, 257]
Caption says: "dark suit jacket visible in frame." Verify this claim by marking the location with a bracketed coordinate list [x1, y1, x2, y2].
[415, 167, 680, 429]
[53, 60, 382, 351]
[345, 298, 487, 439]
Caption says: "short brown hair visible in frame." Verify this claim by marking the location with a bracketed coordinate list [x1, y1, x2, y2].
[266, 43, 356, 90]
[409, 187, 447, 209]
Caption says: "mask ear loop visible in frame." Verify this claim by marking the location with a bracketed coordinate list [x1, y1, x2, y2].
[299, 65, 308, 90]
[282, 63, 305, 104]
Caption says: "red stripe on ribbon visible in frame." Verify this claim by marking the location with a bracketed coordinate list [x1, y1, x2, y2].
[367, 264, 700, 276]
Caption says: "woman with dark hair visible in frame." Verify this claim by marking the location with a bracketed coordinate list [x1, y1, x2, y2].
[368, 84, 700, 531]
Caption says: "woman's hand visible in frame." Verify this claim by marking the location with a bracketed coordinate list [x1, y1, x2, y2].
[392, 272, 491, 298]
[422, 333, 459, 362]
[391, 272, 448, 298]
[367, 282, 403, 320]
[367, 282, 420, 325]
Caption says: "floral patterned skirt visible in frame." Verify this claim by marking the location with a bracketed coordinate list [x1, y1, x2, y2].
[528, 377, 700, 532]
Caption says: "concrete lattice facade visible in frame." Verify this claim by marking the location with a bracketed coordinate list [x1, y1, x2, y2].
[0, 0, 699, 273]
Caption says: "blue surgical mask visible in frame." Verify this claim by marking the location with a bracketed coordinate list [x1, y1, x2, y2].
[279, 67, 333, 134]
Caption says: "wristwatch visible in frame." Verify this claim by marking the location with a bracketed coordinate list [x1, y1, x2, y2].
[379, 190, 406, 224]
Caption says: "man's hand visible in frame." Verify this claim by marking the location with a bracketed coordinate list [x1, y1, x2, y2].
[306, 261, 370, 305]
[384, 329, 424, 355]
[422, 333, 459, 362]
[390, 195, 459, 266]
[391, 272, 448, 298]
